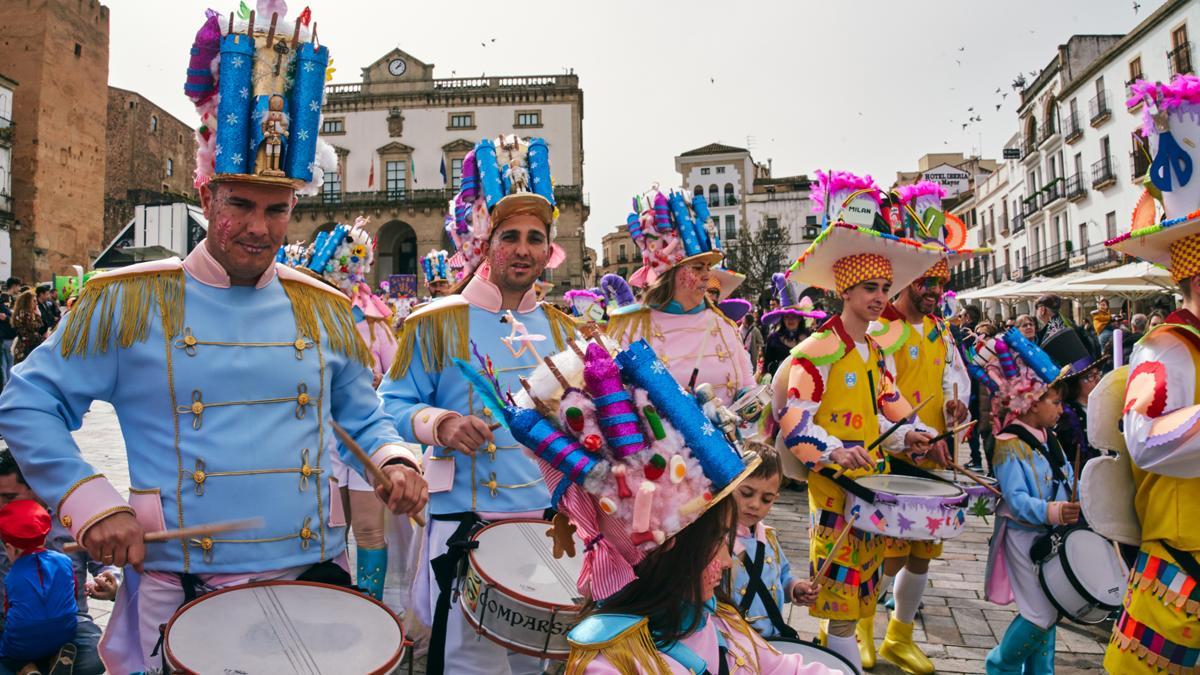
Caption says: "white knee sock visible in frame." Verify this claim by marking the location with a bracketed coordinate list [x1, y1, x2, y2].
[893, 568, 928, 624]
[825, 633, 863, 673]
[877, 571, 896, 599]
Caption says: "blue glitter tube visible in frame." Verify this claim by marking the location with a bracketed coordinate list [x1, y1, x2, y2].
[1002, 328, 1062, 384]
[308, 224, 347, 273]
[528, 138, 555, 205]
[615, 340, 744, 488]
[691, 195, 713, 251]
[626, 212, 643, 242]
[669, 191, 702, 256]
[508, 408, 600, 485]
[214, 34, 255, 175]
[284, 42, 329, 181]
[474, 140, 504, 209]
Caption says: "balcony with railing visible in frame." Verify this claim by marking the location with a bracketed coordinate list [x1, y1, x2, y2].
[1028, 242, 1071, 275]
[990, 264, 1012, 284]
[1021, 137, 1038, 160]
[1065, 173, 1087, 201]
[1169, 42, 1193, 77]
[325, 73, 579, 97]
[1040, 117, 1059, 147]
[1089, 91, 1111, 126]
[1131, 147, 1151, 182]
[296, 184, 587, 210]
[1021, 194, 1040, 218]
[1092, 156, 1116, 189]
[1082, 242, 1122, 270]
[1063, 112, 1083, 144]
[1011, 212, 1026, 234]
[1042, 177, 1065, 206]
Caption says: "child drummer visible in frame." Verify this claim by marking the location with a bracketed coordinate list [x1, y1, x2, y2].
[731, 443, 820, 639]
[976, 330, 1078, 674]
[775, 170, 943, 670]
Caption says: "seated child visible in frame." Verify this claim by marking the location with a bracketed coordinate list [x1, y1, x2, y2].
[0, 499, 78, 674]
[732, 443, 820, 639]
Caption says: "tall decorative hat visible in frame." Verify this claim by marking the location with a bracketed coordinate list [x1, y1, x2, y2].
[1108, 74, 1200, 281]
[788, 170, 946, 293]
[457, 338, 758, 600]
[893, 180, 988, 281]
[760, 272, 826, 326]
[709, 266, 745, 300]
[627, 186, 723, 288]
[277, 216, 391, 320]
[422, 250, 452, 286]
[970, 327, 1075, 429]
[565, 289, 606, 321]
[443, 135, 566, 277]
[1040, 327, 1105, 381]
[186, 0, 337, 195]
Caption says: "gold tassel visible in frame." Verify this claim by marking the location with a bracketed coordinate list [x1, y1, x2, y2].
[387, 303, 470, 379]
[564, 618, 671, 675]
[281, 280, 372, 368]
[60, 270, 184, 358]
[603, 307, 651, 346]
[544, 304, 579, 352]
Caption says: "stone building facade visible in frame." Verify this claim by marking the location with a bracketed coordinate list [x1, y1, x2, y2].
[598, 223, 635, 280]
[104, 87, 198, 248]
[0, 0, 109, 281]
[289, 49, 589, 295]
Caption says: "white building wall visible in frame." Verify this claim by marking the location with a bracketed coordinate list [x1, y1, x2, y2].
[743, 193, 816, 260]
[328, 102, 577, 191]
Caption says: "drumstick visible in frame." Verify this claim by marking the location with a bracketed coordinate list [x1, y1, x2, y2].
[951, 383, 959, 465]
[947, 460, 1003, 498]
[62, 517, 265, 554]
[926, 421, 975, 448]
[813, 515, 857, 583]
[332, 421, 427, 527]
[1070, 448, 1083, 503]
[832, 398, 934, 479]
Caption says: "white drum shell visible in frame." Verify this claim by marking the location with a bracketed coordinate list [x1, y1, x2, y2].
[460, 520, 585, 659]
[1037, 528, 1128, 625]
[767, 639, 857, 671]
[844, 475, 969, 541]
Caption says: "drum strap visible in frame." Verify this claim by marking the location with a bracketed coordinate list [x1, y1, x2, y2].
[427, 512, 484, 675]
[1162, 542, 1200, 583]
[737, 541, 799, 640]
[816, 468, 878, 503]
[1000, 424, 1069, 494]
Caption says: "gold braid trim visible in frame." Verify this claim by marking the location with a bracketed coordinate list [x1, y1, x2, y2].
[280, 279, 372, 368]
[544, 303, 579, 352]
[714, 602, 766, 670]
[603, 307, 651, 345]
[565, 617, 671, 675]
[60, 269, 184, 358]
[387, 303, 470, 379]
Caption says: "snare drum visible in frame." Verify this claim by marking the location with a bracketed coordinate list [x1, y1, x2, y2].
[845, 475, 968, 540]
[164, 580, 405, 674]
[767, 637, 856, 672]
[461, 519, 585, 659]
[930, 469, 1001, 515]
[1036, 527, 1129, 624]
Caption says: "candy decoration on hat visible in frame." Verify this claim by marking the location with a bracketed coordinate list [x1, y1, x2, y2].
[185, 10, 222, 105]
[422, 250, 451, 285]
[583, 343, 648, 458]
[627, 187, 722, 288]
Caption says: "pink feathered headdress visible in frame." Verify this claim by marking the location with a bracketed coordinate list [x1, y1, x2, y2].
[811, 170, 882, 215]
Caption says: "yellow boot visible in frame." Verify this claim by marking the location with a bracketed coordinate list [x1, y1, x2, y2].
[817, 619, 828, 645]
[856, 616, 877, 670]
[879, 614, 934, 674]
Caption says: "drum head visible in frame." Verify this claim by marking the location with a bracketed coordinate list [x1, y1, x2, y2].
[930, 469, 997, 488]
[856, 474, 965, 497]
[472, 520, 585, 607]
[1064, 529, 1128, 604]
[767, 638, 857, 670]
[165, 581, 404, 674]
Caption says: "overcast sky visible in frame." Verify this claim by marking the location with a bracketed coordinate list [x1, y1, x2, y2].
[107, 0, 1159, 250]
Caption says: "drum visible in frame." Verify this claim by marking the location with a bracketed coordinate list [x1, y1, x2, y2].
[767, 638, 857, 672]
[930, 469, 1001, 515]
[845, 475, 968, 540]
[461, 519, 585, 659]
[1037, 527, 1129, 624]
[164, 580, 405, 674]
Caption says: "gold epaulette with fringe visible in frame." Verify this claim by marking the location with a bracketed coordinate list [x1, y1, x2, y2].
[565, 616, 671, 675]
[278, 277, 373, 368]
[604, 306, 652, 345]
[60, 265, 185, 358]
[388, 297, 471, 379]
[543, 302, 580, 352]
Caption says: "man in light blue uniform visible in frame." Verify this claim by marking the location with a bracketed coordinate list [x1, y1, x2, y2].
[379, 135, 577, 675]
[0, 6, 426, 671]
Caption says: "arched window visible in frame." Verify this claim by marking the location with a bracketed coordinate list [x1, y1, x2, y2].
[707, 184, 719, 207]
[150, 115, 158, 133]
[724, 183, 735, 206]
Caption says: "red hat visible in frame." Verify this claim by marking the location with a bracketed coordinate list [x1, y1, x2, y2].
[0, 499, 51, 551]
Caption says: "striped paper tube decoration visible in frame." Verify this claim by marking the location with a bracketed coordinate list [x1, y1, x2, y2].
[583, 342, 648, 458]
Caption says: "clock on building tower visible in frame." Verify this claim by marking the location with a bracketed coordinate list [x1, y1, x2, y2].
[388, 58, 407, 77]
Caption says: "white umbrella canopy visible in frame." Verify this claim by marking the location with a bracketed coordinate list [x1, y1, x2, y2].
[1008, 271, 1093, 297]
[958, 280, 1022, 301]
[1060, 281, 1176, 300]
[1079, 261, 1173, 289]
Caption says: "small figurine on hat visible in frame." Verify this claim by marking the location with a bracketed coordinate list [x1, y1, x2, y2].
[0, 500, 78, 669]
[422, 250, 454, 299]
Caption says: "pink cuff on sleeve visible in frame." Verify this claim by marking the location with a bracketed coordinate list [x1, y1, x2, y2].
[1046, 501, 1064, 526]
[57, 475, 135, 543]
[411, 406, 460, 446]
[369, 443, 421, 485]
